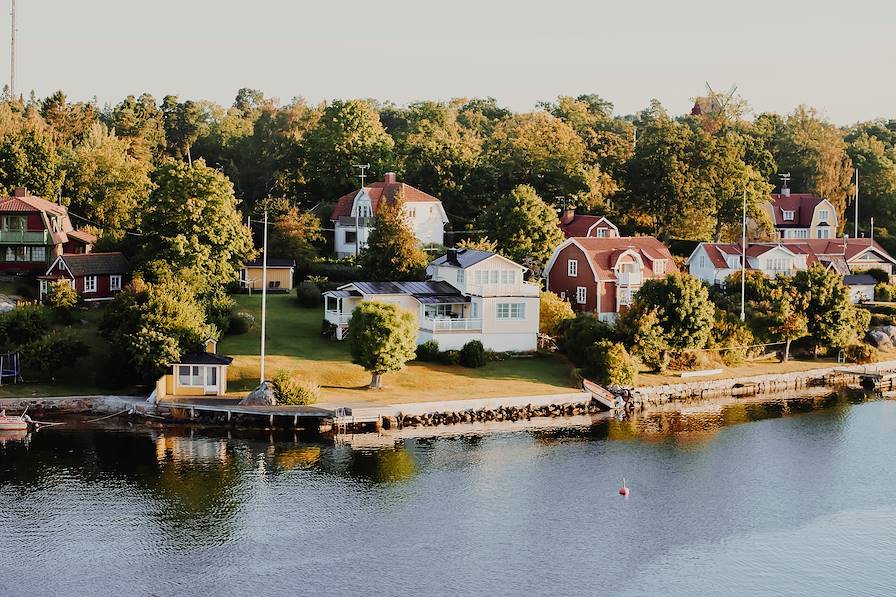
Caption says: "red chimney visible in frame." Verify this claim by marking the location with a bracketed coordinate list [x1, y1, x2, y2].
[383, 172, 397, 184]
[13, 186, 27, 197]
[560, 207, 576, 225]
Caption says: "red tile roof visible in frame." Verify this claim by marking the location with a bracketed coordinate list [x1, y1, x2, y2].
[566, 236, 678, 281]
[330, 179, 442, 220]
[696, 238, 896, 271]
[769, 194, 827, 228]
[558, 215, 617, 238]
[67, 229, 97, 244]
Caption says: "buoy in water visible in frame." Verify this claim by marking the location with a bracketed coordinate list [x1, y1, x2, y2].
[619, 478, 629, 496]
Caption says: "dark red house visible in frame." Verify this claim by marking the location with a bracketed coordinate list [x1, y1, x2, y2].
[38, 252, 129, 302]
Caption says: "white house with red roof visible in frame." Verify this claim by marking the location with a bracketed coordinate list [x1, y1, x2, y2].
[329, 172, 449, 258]
[760, 189, 838, 240]
[557, 207, 619, 239]
[543, 237, 678, 323]
[688, 238, 896, 289]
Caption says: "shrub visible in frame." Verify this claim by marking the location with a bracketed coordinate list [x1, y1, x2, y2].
[45, 280, 78, 310]
[459, 340, 487, 368]
[228, 311, 256, 335]
[415, 339, 440, 362]
[711, 314, 756, 366]
[539, 291, 574, 336]
[864, 268, 891, 285]
[20, 329, 88, 379]
[666, 350, 715, 372]
[296, 281, 322, 308]
[0, 304, 51, 349]
[271, 370, 319, 405]
[870, 313, 896, 327]
[439, 349, 461, 366]
[875, 283, 896, 302]
[583, 340, 636, 386]
[307, 261, 363, 283]
[845, 343, 878, 364]
[556, 314, 614, 366]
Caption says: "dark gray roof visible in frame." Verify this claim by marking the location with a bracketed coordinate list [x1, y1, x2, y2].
[843, 274, 877, 286]
[429, 249, 496, 268]
[325, 289, 362, 298]
[352, 280, 461, 297]
[245, 257, 295, 268]
[177, 352, 233, 365]
[416, 294, 471, 304]
[61, 252, 128, 277]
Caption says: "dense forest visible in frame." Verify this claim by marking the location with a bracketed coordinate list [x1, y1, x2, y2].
[1, 88, 894, 252]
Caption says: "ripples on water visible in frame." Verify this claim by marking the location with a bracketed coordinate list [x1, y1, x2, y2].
[1, 392, 895, 596]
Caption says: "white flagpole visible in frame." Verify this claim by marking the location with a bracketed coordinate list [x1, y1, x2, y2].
[260, 209, 269, 383]
[854, 168, 859, 239]
[740, 189, 746, 322]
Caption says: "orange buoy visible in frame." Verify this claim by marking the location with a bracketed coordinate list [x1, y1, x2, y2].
[619, 478, 630, 496]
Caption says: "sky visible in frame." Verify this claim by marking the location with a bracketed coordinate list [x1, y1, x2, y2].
[10, 0, 896, 123]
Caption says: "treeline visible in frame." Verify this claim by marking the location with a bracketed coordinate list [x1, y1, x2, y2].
[2, 88, 895, 248]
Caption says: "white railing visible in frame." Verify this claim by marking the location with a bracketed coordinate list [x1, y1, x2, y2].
[325, 310, 352, 325]
[465, 282, 539, 297]
[422, 318, 482, 332]
[616, 272, 643, 286]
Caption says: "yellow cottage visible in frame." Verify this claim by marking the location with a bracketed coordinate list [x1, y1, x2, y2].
[157, 338, 233, 398]
[239, 258, 295, 292]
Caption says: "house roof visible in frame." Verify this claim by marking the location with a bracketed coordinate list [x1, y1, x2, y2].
[769, 194, 827, 228]
[58, 252, 129, 277]
[244, 257, 295, 268]
[429, 249, 496, 268]
[177, 351, 233, 366]
[350, 280, 461, 297]
[0, 194, 68, 216]
[330, 179, 442, 220]
[693, 238, 896, 272]
[66, 229, 97, 244]
[843, 274, 877, 286]
[555, 236, 677, 281]
[558, 215, 617, 238]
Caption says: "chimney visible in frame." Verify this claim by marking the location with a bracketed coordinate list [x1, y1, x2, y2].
[383, 172, 397, 185]
[13, 186, 27, 197]
[447, 248, 459, 266]
[560, 206, 576, 225]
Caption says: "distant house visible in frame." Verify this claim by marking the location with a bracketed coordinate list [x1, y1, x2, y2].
[760, 190, 838, 240]
[543, 237, 678, 323]
[240, 258, 295, 292]
[323, 249, 540, 351]
[687, 238, 896, 289]
[844, 274, 876, 304]
[38, 252, 129, 302]
[557, 207, 619, 239]
[0, 187, 95, 274]
[157, 338, 233, 398]
[329, 172, 449, 258]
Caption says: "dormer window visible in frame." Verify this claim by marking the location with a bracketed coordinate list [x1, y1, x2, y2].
[782, 210, 795, 222]
[818, 209, 829, 222]
[654, 260, 666, 275]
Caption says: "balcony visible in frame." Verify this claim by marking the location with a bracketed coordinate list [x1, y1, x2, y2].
[465, 282, 539, 297]
[421, 317, 482, 332]
[616, 272, 643, 286]
[0, 230, 50, 244]
[325, 310, 352, 325]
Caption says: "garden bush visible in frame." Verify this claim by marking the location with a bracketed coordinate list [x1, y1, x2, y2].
[296, 281, 322, 308]
[845, 343, 878, 364]
[307, 261, 363, 283]
[459, 340, 487, 368]
[439, 349, 461, 366]
[228, 311, 256, 334]
[583, 340, 636, 386]
[556, 314, 614, 366]
[415, 339, 440, 362]
[875, 283, 896, 302]
[0, 304, 51, 349]
[20, 329, 88, 379]
[271, 370, 319, 405]
[45, 280, 78, 310]
[870, 313, 896, 327]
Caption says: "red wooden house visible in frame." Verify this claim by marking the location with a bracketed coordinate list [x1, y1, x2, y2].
[38, 252, 129, 302]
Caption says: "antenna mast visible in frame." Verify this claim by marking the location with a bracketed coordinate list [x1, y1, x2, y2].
[9, 0, 15, 97]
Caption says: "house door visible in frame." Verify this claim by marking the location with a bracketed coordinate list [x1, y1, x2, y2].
[204, 366, 219, 395]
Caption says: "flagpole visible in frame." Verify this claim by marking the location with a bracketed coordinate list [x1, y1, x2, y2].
[740, 188, 746, 322]
[260, 209, 269, 383]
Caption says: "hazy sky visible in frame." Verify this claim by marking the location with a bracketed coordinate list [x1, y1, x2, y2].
[11, 0, 896, 123]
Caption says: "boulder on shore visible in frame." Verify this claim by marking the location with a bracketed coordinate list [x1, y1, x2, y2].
[866, 329, 894, 349]
[240, 382, 276, 406]
[876, 325, 896, 342]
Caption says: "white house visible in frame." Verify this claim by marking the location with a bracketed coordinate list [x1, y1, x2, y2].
[759, 190, 838, 240]
[329, 172, 449, 258]
[322, 249, 540, 352]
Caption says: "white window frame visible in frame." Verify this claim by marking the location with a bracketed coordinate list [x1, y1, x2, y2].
[110, 275, 122, 291]
[596, 228, 608, 238]
[497, 302, 526, 319]
[456, 269, 465, 285]
[576, 286, 587, 304]
[619, 287, 635, 306]
[567, 259, 578, 277]
[699, 255, 706, 268]
[84, 275, 97, 293]
[817, 229, 829, 239]
[819, 209, 829, 222]
[500, 270, 516, 284]
[655, 260, 666, 275]
[782, 210, 795, 221]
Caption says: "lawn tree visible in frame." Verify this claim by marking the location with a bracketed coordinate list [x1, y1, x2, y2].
[162, 96, 210, 163]
[539, 291, 575, 337]
[358, 194, 429, 281]
[790, 266, 859, 357]
[139, 159, 254, 289]
[479, 184, 565, 264]
[347, 302, 418, 389]
[627, 273, 715, 352]
[617, 306, 669, 372]
[45, 280, 78, 310]
[769, 287, 808, 362]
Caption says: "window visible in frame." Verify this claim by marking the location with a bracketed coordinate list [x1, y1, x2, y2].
[490, 270, 499, 284]
[817, 229, 830, 239]
[596, 228, 608, 238]
[39, 280, 47, 297]
[559, 291, 566, 300]
[471, 302, 479, 319]
[500, 270, 516, 284]
[406, 208, 416, 218]
[819, 209, 829, 222]
[765, 258, 790, 272]
[269, 280, 281, 288]
[358, 204, 371, 217]
[782, 210, 795, 221]
[497, 303, 525, 319]
[699, 255, 706, 268]
[424, 304, 453, 318]
[344, 230, 357, 244]
[619, 288, 635, 306]
[31, 246, 45, 262]
[576, 286, 587, 304]
[84, 275, 97, 292]
[178, 365, 218, 388]
[456, 269, 465, 285]
[654, 260, 666, 275]
[567, 259, 578, 276]
[110, 275, 122, 291]
[1, 216, 24, 231]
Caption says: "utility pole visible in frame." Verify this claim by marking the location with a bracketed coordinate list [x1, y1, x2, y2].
[854, 167, 859, 239]
[740, 188, 746, 322]
[9, 0, 15, 97]
[259, 209, 269, 384]
[352, 163, 370, 258]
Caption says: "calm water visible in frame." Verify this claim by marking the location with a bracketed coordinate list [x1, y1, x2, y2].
[1, 393, 895, 597]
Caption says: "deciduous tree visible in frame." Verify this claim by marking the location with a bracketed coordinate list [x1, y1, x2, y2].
[347, 301, 418, 389]
[358, 195, 429, 281]
[478, 184, 564, 264]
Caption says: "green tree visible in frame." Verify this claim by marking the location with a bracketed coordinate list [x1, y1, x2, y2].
[268, 204, 323, 271]
[347, 301, 418, 389]
[39, 90, 98, 145]
[139, 159, 254, 289]
[844, 128, 896, 232]
[358, 195, 429, 281]
[539, 290, 574, 336]
[63, 123, 153, 231]
[478, 184, 564, 264]
[162, 96, 210, 163]
[629, 273, 715, 351]
[45, 280, 78, 310]
[105, 93, 166, 162]
[584, 340, 636, 386]
[0, 125, 64, 198]
[790, 266, 861, 355]
[769, 287, 808, 362]
[617, 306, 668, 372]
[20, 329, 88, 379]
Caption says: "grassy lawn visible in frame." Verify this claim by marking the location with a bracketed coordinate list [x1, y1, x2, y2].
[219, 293, 578, 405]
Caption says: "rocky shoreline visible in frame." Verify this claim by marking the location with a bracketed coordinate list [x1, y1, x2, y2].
[393, 397, 607, 428]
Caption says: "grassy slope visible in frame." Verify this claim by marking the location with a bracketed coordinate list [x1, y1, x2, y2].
[219, 294, 578, 405]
